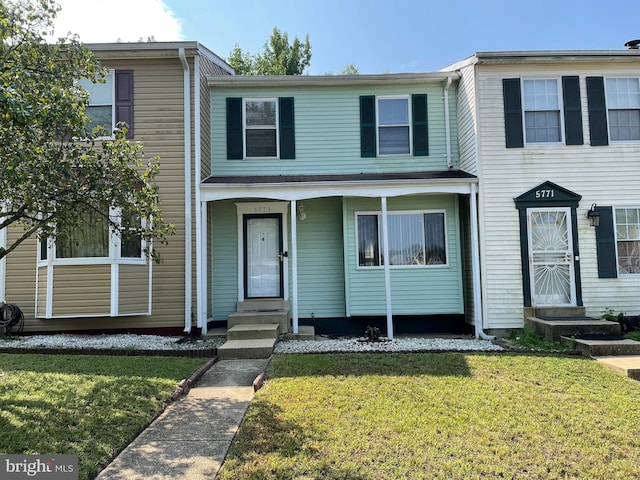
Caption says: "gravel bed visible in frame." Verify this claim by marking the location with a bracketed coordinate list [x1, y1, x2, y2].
[0, 334, 225, 351]
[275, 337, 504, 354]
[0, 334, 504, 354]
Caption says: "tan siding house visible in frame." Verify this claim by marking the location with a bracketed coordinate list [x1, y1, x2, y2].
[0, 42, 232, 334]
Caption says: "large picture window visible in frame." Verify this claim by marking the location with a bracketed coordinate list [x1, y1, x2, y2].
[56, 207, 110, 258]
[356, 211, 446, 267]
[615, 207, 640, 274]
[606, 77, 640, 141]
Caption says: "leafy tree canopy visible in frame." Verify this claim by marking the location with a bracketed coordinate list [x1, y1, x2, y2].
[227, 27, 311, 75]
[0, 0, 173, 261]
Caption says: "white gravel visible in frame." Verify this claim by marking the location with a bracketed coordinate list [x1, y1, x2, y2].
[0, 333, 504, 353]
[0, 334, 225, 351]
[275, 336, 504, 354]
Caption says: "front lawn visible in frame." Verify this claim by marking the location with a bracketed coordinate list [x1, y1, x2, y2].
[0, 353, 205, 480]
[220, 353, 640, 479]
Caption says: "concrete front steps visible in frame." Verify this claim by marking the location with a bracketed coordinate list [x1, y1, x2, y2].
[217, 323, 280, 360]
[524, 307, 640, 381]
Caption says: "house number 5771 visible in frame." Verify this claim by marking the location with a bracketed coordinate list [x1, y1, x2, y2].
[535, 189, 555, 199]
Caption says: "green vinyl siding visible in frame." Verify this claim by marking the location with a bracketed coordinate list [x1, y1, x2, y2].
[344, 195, 463, 316]
[295, 197, 346, 318]
[211, 84, 458, 176]
[211, 200, 239, 321]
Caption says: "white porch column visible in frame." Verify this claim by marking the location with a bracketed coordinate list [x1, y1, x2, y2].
[290, 200, 299, 334]
[197, 200, 208, 335]
[469, 183, 484, 338]
[381, 196, 393, 339]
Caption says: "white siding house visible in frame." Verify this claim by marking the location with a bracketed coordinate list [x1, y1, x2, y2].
[444, 50, 640, 333]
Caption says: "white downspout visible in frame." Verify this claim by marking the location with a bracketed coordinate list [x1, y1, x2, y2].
[444, 76, 453, 169]
[470, 183, 494, 340]
[179, 47, 193, 334]
[194, 54, 207, 335]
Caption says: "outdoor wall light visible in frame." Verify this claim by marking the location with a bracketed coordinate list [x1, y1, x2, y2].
[586, 203, 600, 227]
[297, 202, 307, 221]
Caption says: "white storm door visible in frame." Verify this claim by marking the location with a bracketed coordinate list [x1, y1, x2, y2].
[527, 208, 576, 306]
[245, 216, 282, 298]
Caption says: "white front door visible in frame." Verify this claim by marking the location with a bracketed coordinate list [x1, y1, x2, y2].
[245, 215, 282, 298]
[527, 208, 576, 306]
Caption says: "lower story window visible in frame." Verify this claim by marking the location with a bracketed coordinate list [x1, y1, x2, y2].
[56, 208, 109, 258]
[357, 211, 446, 267]
[616, 207, 640, 274]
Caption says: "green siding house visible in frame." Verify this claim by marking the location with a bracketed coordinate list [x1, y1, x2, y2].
[197, 73, 481, 337]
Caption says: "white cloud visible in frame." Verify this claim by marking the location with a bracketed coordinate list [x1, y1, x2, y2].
[52, 0, 183, 43]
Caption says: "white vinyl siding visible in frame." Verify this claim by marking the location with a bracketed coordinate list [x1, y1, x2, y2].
[472, 61, 640, 328]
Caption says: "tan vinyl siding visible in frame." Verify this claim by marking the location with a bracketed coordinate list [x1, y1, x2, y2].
[52, 265, 111, 316]
[118, 264, 150, 314]
[36, 267, 47, 315]
[475, 60, 640, 328]
[4, 230, 37, 319]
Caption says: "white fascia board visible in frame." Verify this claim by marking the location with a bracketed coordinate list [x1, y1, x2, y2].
[200, 178, 476, 202]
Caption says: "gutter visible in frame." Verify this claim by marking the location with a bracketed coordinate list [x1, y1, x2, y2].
[444, 75, 453, 168]
[179, 47, 193, 335]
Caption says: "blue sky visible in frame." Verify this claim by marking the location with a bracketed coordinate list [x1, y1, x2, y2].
[55, 0, 640, 74]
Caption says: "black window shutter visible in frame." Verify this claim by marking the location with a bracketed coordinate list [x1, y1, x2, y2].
[360, 96, 376, 157]
[562, 76, 583, 145]
[586, 77, 609, 146]
[502, 78, 524, 148]
[595, 206, 618, 278]
[412, 94, 428, 156]
[226, 97, 243, 159]
[115, 70, 134, 139]
[279, 97, 295, 159]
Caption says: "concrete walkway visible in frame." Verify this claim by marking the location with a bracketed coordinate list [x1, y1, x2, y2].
[95, 358, 270, 480]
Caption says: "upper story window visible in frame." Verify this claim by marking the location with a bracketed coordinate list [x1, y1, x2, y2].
[79, 73, 114, 134]
[522, 79, 562, 144]
[360, 94, 428, 158]
[503, 76, 583, 148]
[377, 96, 411, 155]
[244, 99, 278, 158]
[226, 97, 295, 160]
[356, 211, 447, 268]
[605, 77, 640, 142]
[78, 70, 134, 139]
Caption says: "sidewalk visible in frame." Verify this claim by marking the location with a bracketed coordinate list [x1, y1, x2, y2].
[94, 358, 270, 480]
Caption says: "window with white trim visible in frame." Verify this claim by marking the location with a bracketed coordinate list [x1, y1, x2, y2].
[356, 211, 447, 267]
[39, 206, 143, 262]
[605, 77, 640, 141]
[522, 79, 562, 143]
[377, 96, 411, 155]
[244, 98, 278, 157]
[615, 207, 640, 274]
[79, 72, 114, 134]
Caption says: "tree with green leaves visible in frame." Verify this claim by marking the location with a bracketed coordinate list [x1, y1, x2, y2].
[227, 27, 311, 75]
[0, 0, 173, 261]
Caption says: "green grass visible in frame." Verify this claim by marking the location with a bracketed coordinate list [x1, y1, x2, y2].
[219, 353, 640, 480]
[0, 354, 206, 480]
[507, 326, 573, 350]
